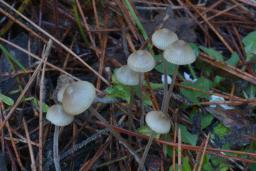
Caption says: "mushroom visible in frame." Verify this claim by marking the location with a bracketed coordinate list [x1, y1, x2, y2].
[115, 65, 139, 86]
[46, 104, 74, 171]
[54, 74, 74, 103]
[127, 50, 156, 125]
[138, 111, 171, 170]
[145, 110, 171, 134]
[46, 104, 74, 126]
[62, 80, 96, 115]
[151, 29, 179, 113]
[152, 28, 178, 50]
[115, 65, 139, 130]
[163, 40, 196, 65]
[127, 50, 155, 73]
[161, 40, 197, 114]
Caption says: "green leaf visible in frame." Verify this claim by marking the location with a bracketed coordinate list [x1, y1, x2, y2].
[179, 125, 198, 146]
[213, 123, 230, 138]
[200, 46, 224, 61]
[137, 125, 160, 138]
[226, 52, 239, 66]
[32, 98, 48, 113]
[105, 84, 131, 102]
[150, 83, 163, 90]
[201, 114, 214, 129]
[213, 75, 224, 86]
[0, 93, 14, 106]
[190, 43, 200, 57]
[0, 44, 25, 71]
[182, 157, 191, 171]
[155, 55, 177, 75]
[180, 77, 213, 103]
[242, 30, 256, 61]
[169, 157, 191, 171]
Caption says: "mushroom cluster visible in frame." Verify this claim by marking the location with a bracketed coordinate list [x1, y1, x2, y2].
[46, 76, 96, 126]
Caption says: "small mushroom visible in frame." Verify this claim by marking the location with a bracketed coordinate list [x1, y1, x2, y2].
[145, 110, 171, 134]
[54, 74, 74, 103]
[138, 110, 171, 170]
[62, 81, 96, 115]
[127, 50, 155, 125]
[163, 40, 196, 65]
[46, 104, 74, 171]
[115, 65, 139, 86]
[127, 50, 155, 73]
[152, 28, 178, 50]
[46, 104, 74, 126]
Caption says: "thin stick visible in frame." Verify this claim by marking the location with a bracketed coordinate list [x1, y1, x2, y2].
[89, 107, 141, 164]
[197, 134, 210, 171]
[0, 40, 52, 131]
[22, 118, 36, 171]
[0, 0, 109, 85]
[53, 126, 61, 171]
[178, 128, 182, 171]
[38, 44, 49, 171]
[137, 136, 154, 171]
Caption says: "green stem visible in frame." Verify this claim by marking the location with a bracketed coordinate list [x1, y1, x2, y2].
[123, 0, 148, 40]
[188, 64, 197, 79]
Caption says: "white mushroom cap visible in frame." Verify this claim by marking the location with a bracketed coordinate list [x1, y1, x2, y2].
[145, 111, 171, 134]
[115, 65, 139, 86]
[163, 40, 196, 65]
[57, 83, 70, 102]
[46, 104, 74, 126]
[127, 50, 155, 73]
[62, 81, 96, 115]
[152, 28, 178, 50]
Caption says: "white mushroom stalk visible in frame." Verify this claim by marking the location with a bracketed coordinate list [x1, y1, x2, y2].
[115, 65, 139, 130]
[127, 50, 155, 125]
[138, 111, 171, 171]
[162, 40, 197, 114]
[151, 28, 179, 115]
[46, 104, 74, 171]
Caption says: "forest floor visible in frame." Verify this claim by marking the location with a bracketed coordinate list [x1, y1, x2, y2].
[0, 0, 256, 170]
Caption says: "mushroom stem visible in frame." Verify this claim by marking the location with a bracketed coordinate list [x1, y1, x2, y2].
[128, 87, 135, 131]
[162, 65, 179, 114]
[139, 73, 145, 126]
[53, 126, 61, 171]
[161, 59, 169, 111]
[137, 135, 154, 171]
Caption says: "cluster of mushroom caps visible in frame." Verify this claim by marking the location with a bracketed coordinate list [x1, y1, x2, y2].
[46, 78, 96, 127]
[145, 28, 196, 134]
[115, 28, 196, 134]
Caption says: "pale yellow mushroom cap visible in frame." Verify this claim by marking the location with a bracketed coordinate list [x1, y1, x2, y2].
[152, 28, 178, 50]
[145, 111, 171, 134]
[127, 50, 155, 73]
[46, 104, 74, 126]
[163, 40, 196, 65]
[62, 81, 96, 115]
[115, 65, 139, 86]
